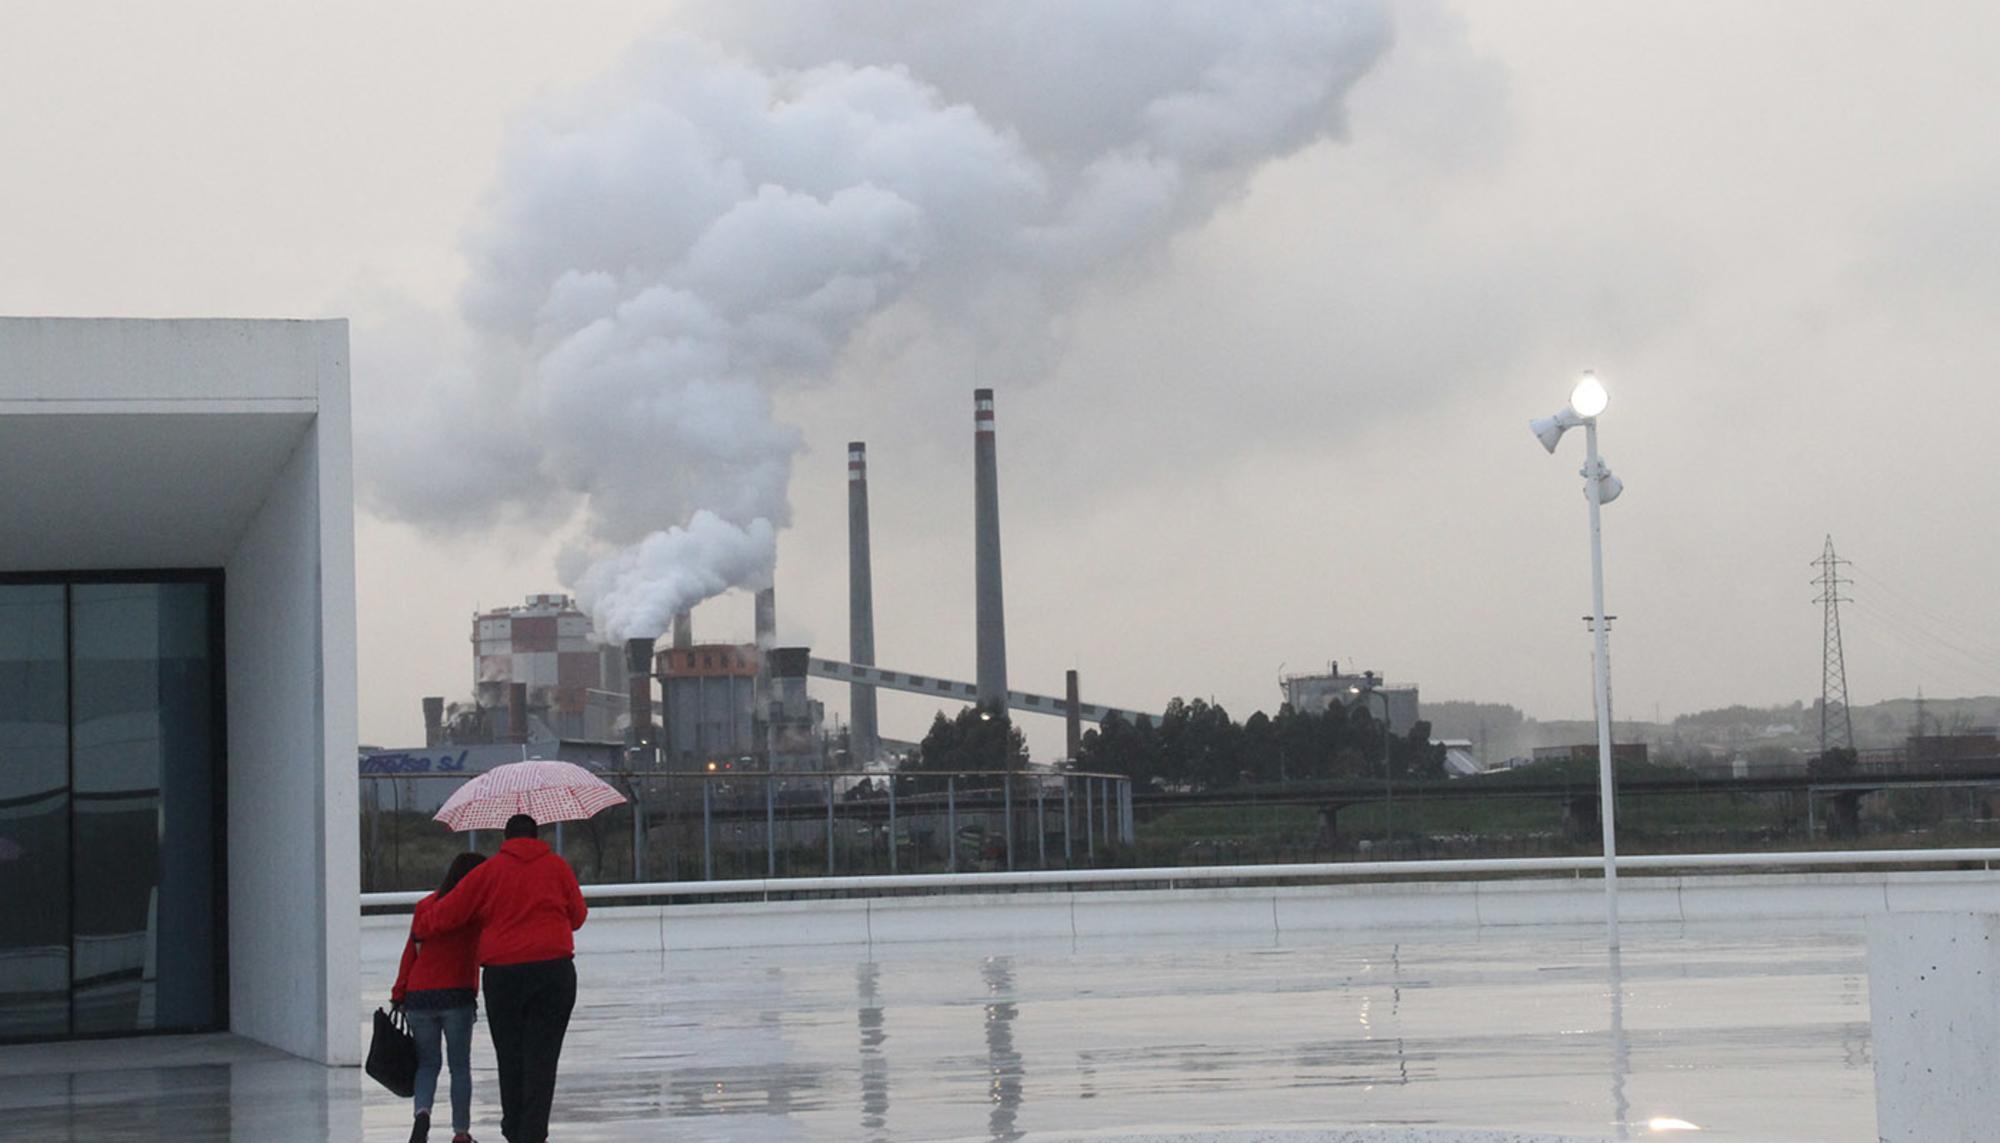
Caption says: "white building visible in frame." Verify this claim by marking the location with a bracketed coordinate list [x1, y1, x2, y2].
[0, 318, 358, 1064]
[1280, 661, 1422, 736]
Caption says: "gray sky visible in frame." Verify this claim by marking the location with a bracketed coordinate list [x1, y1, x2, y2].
[5, 2, 1999, 757]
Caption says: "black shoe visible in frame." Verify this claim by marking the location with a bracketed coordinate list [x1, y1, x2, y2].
[409, 1111, 430, 1143]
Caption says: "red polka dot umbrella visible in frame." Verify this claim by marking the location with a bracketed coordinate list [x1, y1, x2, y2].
[433, 759, 628, 832]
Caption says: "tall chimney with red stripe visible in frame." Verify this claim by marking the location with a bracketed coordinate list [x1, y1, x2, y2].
[848, 442, 879, 763]
[974, 389, 1008, 708]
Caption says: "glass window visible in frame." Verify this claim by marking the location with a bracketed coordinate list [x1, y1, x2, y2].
[0, 577, 222, 1043]
[0, 585, 69, 1040]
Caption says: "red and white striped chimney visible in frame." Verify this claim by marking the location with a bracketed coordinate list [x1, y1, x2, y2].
[848, 441, 879, 762]
[973, 389, 1007, 708]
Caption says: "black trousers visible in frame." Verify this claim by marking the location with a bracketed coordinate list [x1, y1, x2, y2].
[482, 957, 576, 1143]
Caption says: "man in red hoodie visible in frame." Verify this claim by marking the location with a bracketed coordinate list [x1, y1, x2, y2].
[416, 814, 587, 1143]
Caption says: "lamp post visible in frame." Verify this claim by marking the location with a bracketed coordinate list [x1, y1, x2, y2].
[1349, 679, 1393, 847]
[1530, 371, 1625, 951]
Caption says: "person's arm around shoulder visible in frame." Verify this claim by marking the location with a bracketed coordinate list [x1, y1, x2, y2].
[412, 864, 487, 940]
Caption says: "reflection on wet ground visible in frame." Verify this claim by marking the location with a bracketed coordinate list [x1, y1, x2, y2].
[356, 920, 1874, 1143]
[0, 919, 1877, 1141]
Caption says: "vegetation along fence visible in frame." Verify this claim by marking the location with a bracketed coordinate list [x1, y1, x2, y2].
[360, 769, 1133, 893]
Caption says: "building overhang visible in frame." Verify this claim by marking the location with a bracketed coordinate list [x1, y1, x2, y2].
[0, 409, 314, 571]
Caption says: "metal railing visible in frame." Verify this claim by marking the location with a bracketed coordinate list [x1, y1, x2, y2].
[359, 845, 2000, 909]
[360, 768, 1134, 894]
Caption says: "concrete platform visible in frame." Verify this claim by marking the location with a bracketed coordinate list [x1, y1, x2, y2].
[0, 916, 1875, 1141]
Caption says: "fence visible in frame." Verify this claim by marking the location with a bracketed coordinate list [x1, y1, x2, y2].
[357, 846, 2000, 912]
[360, 769, 1134, 893]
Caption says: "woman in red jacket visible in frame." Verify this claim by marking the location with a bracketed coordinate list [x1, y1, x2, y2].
[392, 851, 486, 1143]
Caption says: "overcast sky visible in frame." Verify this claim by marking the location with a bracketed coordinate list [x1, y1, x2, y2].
[6, 1, 1999, 757]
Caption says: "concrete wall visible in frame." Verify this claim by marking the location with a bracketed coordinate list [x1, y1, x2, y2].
[0, 317, 342, 405]
[225, 399, 358, 1065]
[359, 869, 2000, 961]
[1868, 912, 2000, 1143]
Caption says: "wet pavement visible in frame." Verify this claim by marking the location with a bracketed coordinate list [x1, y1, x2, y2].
[1, 919, 1876, 1141]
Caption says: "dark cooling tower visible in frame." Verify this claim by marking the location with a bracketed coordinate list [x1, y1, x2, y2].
[507, 681, 529, 744]
[847, 442, 880, 763]
[753, 585, 778, 761]
[422, 696, 445, 748]
[974, 389, 1008, 707]
[625, 637, 655, 750]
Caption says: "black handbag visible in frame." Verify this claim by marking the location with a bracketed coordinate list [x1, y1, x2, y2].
[366, 1006, 418, 1097]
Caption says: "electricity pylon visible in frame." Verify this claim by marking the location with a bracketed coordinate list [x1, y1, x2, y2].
[1812, 535, 1856, 755]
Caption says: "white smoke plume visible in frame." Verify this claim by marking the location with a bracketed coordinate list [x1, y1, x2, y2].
[565, 511, 777, 642]
[370, 1, 1393, 640]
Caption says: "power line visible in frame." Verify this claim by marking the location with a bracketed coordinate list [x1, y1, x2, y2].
[1845, 568, 2000, 671]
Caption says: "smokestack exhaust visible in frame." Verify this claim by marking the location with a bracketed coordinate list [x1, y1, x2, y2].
[672, 609, 693, 649]
[847, 442, 880, 763]
[973, 389, 1008, 707]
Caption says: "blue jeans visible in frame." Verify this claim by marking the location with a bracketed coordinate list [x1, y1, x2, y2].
[407, 1004, 476, 1133]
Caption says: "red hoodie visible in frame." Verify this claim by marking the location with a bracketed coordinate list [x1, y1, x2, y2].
[414, 837, 588, 966]
[391, 892, 480, 1003]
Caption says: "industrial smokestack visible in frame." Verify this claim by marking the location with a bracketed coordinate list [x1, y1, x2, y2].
[422, 696, 445, 748]
[1066, 670, 1081, 762]
[847, 442, 880, 764]
[671, 609, 693, 650]
[754, 587, 776, 650]
[507, 681, 529, 744]
[973, 389, 1008, 708]
[625, 637, 655, 754]
[752, 585, 777, 762]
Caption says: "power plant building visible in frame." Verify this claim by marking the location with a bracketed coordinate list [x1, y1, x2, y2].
[471, 594, 629, 741]
[651, 601, 826, 772]
[656, 642, 759, 768]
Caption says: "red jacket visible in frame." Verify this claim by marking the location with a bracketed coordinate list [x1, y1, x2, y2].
[391, 892, 480, 1002]
[414, 838, 588, 966]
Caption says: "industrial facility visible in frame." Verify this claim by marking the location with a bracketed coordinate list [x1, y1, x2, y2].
[635, 592, 828, 773]
[1281, 662, 1422, 736]
[461, 593, 632, 743]
[394, 389, 1421, 778]
[414, 585, 834, 774]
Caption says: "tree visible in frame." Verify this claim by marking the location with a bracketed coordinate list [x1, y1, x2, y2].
[1398, 719, 1445, 782]
[1156, 698, 1191, 788]
[1185, 699, 1242, 790]
[1275, 703, 1321, 781]
[912, 704, 1028, 780]
[1241, 710, 1279, 783]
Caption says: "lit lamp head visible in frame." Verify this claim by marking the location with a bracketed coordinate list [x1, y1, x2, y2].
[1569, 371, 1608, 417]
[1529, 370, 1608, 453]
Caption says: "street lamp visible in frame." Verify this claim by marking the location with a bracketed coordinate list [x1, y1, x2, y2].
[1531, 370, 1625, 951]
[1349, 677, 1394, 848]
